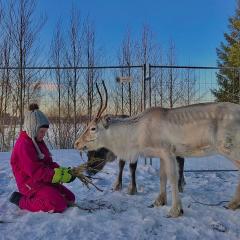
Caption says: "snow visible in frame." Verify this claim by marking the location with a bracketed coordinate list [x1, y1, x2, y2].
[0, 149, 240, 240]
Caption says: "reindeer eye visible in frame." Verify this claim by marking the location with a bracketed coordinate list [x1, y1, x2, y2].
[91, 127, 96, 131]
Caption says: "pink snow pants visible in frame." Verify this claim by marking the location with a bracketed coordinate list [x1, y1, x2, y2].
[19, 184, 75, 213]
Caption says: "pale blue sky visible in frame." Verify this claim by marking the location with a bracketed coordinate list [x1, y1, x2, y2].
[37, 0, 236, 66]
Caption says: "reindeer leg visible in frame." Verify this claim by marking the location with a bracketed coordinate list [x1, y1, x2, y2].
[226, 180, 240, 210]
[217, 147, 240, 210]
[162, 152, 183, 217]
[128, 161, 138, 195]
[154, 158, 167, 206]
[113, 159, 125, 191]
[176, 156, 186, 193]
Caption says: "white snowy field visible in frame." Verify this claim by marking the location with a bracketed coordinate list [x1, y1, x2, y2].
[0, 149, 240, 240]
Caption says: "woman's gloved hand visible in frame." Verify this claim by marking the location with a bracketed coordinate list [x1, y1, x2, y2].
[52, 167, 76, 184]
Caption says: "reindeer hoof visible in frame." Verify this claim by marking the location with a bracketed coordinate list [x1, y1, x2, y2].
[178, 184, 184, 193]
[154, 194, 167, 207]
[113, 182, 122, 191]
[128, 185, 137, 195]
[167, 206, 184, 218]
[226, 201, 240, 210]
[148, 204, 154, 208]
[178, 179, 186, 192]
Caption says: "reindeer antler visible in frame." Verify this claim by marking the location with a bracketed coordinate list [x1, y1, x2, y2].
[101, 80, 108, 114]
[95, 80, 108, 120]
[96, 82, 103, 119]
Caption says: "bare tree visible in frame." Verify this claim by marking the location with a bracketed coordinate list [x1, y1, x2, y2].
[165, 40, 183, 108]
[0, 2, 14, 151]
[182, 68, 197, 105]
[0, 1, 19, 151]
[83, 17, 101, 121]
[4, 0, 46, 129]
[152, 47, 164, 107]
[117, 28, 134, 116]
[65, 6, 83, 143]
[135, 24, 159, 111]
[49, 20, 66, 148]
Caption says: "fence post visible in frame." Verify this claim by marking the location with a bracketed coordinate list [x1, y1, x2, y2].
[148, 65, 152, 165]
[143, 63, 147, 110]
[128, 66, 132, 116]
[149, 64, 152, 108]
[121, 82, 124, 115]
[239, 69, 240, 104]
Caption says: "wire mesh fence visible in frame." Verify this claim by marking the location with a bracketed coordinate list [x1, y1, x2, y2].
[0, 64, 240, 171]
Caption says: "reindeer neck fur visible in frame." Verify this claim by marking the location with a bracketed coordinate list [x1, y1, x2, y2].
[97, 120, 141, 162]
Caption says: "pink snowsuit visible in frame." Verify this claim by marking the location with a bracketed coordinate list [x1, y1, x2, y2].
[10, 131, 75, 213]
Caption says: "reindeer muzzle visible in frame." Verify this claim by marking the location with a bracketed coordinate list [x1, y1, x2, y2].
[74, 141, 87, 151]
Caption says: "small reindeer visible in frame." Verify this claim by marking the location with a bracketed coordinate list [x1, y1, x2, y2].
[87, 148, 186, 195]
[75, 81, 240, 217]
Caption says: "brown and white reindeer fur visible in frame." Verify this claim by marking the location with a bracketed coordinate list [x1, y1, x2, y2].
[75, 83, 240, 217]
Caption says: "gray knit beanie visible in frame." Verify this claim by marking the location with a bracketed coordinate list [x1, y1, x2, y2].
[24, 104, 50, 159]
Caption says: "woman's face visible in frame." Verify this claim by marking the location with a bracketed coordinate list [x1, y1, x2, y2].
[36, 128, 48, 142]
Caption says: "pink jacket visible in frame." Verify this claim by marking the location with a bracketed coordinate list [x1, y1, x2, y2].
[10, 131, 59, 196]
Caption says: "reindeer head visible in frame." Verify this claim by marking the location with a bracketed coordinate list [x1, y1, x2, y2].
[74, 81, 109, 151]
[86, 147, 116, 175]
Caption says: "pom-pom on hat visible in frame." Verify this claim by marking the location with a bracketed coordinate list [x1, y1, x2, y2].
[24, 103, 50, 159]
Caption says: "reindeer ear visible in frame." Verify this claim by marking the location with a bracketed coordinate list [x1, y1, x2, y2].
[102, 115, 111, 129]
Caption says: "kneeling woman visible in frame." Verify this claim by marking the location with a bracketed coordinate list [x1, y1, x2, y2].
[10, 104, 76, 213]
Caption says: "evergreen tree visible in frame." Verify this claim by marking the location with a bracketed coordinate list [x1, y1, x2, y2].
[212, 0, 240, 103]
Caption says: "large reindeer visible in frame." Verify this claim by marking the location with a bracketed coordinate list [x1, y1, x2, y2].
[75, 81, 240, 217]
[85, 106, 185, 194]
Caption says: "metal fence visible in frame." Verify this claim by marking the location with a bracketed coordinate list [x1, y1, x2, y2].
[1, 64, 240, 171]
[38, 64, 240, 115]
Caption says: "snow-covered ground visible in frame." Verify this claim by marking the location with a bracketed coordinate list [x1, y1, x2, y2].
[0, 149, 240, 240]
